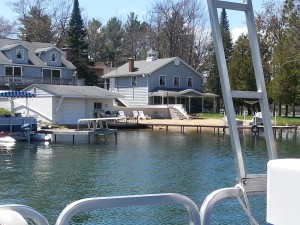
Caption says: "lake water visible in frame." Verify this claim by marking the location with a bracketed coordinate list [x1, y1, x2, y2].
[0, 129, 299, 224]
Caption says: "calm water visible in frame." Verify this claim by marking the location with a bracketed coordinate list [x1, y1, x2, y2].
[0, 129, 299, 225]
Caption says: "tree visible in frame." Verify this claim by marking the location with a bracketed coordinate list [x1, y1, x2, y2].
[149, 0, 207, 66]
[86, 18, 105, 61]
[67, 0, 97, 85]
[18, 6, 53, 42]
[220, 9, 233, 61]
[228, 34, 256, 114]
[9, 0, 72, 46]
[204, 9, 233, 113]
[123, 12, 150, 60]
[102, 17, 125, 67]
[0, 17, 16, 38]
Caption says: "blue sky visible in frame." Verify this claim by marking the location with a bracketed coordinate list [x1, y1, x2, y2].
[0, 0, 283, 40]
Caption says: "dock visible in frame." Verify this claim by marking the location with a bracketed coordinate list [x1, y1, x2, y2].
[41, 128, 118, 144]
[142, 123, 298, 138]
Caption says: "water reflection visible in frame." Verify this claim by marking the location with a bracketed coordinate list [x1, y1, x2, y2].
[0, 130, 298, 224]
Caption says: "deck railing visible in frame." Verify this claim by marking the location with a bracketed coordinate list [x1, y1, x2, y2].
[0, 76, 83, 86]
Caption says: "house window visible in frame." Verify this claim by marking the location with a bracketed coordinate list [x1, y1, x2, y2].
[159, 75, 166, 86]
[16, 49, 24, 60]
[5, 66, 22, 81]
[51, 52, 58, 62]
[132, 76, 137, 86]
[94, 102, 102, 109]
[43, 69, 61, 84]
[187, 77, 193, 88]
[173, 76, 180, 87]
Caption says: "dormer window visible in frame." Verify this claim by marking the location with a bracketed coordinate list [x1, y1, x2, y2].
[16, 49, 24, 60]
[51, 52, 58, 62]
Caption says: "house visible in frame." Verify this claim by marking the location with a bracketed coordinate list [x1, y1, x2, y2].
[88, 62, 114, 89]
[0, 38, 78, 90]
[102, 49, 217, 113]
[10, 84, 124, 125]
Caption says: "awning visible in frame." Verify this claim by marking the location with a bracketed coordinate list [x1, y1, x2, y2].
[0, 91, 36, 98]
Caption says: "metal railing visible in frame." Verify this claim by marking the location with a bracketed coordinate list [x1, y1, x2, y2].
[0, 76, 81, 86]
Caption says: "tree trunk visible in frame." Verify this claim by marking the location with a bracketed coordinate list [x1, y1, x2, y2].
[292, 103, 296, 117]
[285, 104, 288, 117]
[273, 103, 276, 117]
[278, 102, 282, 116]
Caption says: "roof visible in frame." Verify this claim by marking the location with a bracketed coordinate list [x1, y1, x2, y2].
[102, 57, 203, 79]
[23, 84, 124, 99]
[149, 88, 218, 98]
[0, 38, 75, 69]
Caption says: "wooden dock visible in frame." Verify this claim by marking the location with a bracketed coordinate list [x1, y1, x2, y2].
[143, 123, 298, 137]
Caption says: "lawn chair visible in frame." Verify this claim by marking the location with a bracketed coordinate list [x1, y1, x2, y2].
[138, 111, 151, 120]
[118, 111, 128, 122]
[133, 111, 139, 120]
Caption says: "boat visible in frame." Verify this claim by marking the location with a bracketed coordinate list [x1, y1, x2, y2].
[0, 136, 16, 143]
[0, 1, 296, 224]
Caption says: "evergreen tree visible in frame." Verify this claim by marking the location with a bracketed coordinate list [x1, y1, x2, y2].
[67, 0, 97, 85]
[204, 9, 233, 113]
[220, 9, 233, 61]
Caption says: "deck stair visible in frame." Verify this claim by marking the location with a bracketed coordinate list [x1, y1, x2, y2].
[200, 0, 278, 224]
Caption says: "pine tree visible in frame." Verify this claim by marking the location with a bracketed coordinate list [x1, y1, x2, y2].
[67, 0, 97, 85]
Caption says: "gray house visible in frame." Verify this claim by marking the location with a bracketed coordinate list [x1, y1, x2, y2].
[103, 50, 217, 113]
[0, 38, 77, 90]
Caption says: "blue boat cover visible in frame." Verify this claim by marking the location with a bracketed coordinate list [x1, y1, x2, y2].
[0, 91, 36, 98]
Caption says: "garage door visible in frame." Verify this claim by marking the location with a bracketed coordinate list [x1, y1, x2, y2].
[62, 99, 86, 124]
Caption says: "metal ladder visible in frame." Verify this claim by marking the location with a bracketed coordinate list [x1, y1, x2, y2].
[200, 0, 278, 224]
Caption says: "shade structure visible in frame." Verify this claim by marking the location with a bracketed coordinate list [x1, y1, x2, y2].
[0, 91, 36, 98]
[0, 91, 36, 115]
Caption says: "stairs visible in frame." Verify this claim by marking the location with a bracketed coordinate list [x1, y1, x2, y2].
[169, 107, 188, 120]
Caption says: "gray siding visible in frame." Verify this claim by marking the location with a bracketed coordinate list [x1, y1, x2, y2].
[148, 62, 203, 92]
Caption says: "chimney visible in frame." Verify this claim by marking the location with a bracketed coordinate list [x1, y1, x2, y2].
[128, 58, 134, 72]
[61, 46, 72, 61]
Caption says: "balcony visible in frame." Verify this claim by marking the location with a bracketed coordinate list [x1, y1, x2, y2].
[0, 76, 84, 88]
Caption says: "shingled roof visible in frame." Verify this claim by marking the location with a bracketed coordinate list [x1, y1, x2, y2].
[0, 38, 75, 69]
[23, 84, 124, 99]
[102, 57, 203, 79]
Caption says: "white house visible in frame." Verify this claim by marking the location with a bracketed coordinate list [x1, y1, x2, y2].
[10, 84, 124, 125]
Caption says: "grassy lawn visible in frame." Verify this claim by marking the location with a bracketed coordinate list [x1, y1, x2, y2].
[197, 113, 300, 126]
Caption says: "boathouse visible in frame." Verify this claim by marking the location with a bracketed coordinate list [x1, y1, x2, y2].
[9, 84, 124, 125]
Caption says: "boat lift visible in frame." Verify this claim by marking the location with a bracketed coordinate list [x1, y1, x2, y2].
[0, 1, 277, 224]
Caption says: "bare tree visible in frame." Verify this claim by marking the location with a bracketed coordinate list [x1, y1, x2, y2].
[8, 0, 72, 46]
[148, 0, 208, 67]
[0, 17, 16, 38]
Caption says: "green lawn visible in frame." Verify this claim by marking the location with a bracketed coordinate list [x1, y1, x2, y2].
[197, 113, 300, 126]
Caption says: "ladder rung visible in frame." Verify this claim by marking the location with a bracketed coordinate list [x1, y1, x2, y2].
[231, 91, 262, 99]
[215, 0, 248, 11]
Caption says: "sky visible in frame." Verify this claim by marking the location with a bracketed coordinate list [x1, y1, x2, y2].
[0, 0, 283, 41]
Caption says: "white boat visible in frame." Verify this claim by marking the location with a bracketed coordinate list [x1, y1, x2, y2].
[0, 136, 16, 143]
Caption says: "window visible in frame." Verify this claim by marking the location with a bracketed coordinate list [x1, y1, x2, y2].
[5, 66, 22, 81]
[43, 69, 61, 84]
[16, 49, 24, 60]
[187, 77, 193, 87]
[159, 75, 166, 86]
[51, 52, 58, 62]
[131, 76, 137, 86]
[173, 76, 179, 87]
[94, 102, 102, 109]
